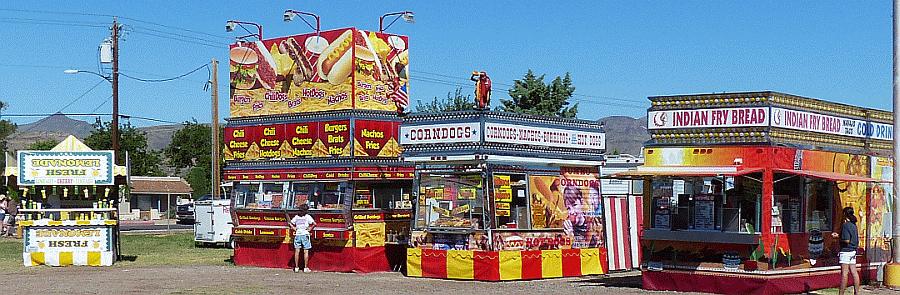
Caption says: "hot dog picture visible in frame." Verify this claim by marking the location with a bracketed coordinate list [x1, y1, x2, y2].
[316, 29, 355, 85]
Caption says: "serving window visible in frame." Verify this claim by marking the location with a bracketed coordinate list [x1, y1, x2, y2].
[649, 174, 763, 233]
[417, 173, 485, 229]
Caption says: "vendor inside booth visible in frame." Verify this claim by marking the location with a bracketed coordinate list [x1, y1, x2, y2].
[5, 136, 126, 267]
[402, 110, 608, 281]
[621, 91, 894, 295]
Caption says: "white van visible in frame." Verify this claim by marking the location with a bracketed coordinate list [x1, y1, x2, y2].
[194, 197, 234, 248]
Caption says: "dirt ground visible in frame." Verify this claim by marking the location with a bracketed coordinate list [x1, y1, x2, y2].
[3, 265, 899, 295]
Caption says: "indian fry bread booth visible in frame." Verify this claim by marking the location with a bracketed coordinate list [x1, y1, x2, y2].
[4, 136, 126, 267]
[619, 92, 894, 295]
[400, 110, 608, 281]
[225, 27, 413, 273]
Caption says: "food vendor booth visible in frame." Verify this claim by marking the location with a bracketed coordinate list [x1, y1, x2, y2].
[618, 91, 893, 294]
[400, 110, 609, 281]
[224, 26, 414, 272]
[4, 136, 126, 266]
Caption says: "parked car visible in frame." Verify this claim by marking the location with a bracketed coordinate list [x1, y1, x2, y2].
[176, 194, 211, 224]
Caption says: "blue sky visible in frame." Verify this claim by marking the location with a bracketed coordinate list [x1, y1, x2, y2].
[0, 1, 892, 127]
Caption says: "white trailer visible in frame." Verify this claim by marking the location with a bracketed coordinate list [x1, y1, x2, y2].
[194, 198, 235, 248]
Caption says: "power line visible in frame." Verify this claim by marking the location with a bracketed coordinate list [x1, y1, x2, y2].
[409, 75, 646, 109]
[119, 62, 210, 83]
[413, 69, 648, 105]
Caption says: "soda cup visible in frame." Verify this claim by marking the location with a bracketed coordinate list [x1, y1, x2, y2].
[304, 36, 328, 82]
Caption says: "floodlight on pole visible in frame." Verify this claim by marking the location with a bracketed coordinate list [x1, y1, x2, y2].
[225, 20, 263, 41]
[284, 10, 320, 34]
[379, 11, 414, 34]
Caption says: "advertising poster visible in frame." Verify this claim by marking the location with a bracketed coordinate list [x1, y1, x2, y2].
[529, 168, 603, 248]
[229, 28, 409, 117]
[353, 119, 400, 157]
[18, 151, 115, 185]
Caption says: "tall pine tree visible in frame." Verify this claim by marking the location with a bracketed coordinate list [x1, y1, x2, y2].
[500, 70, 578, 118]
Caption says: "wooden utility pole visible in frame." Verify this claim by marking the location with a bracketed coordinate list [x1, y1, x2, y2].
[111, 19, 121, 164]
[211, 59, 221, 199]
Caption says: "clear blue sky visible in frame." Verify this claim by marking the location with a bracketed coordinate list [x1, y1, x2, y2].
[0, 1, 892, 127]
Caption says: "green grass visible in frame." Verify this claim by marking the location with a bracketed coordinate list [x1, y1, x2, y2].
[0, 233, 234, 271]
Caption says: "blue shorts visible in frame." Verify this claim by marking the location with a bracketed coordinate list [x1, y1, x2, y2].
[294, 234, 312, 250]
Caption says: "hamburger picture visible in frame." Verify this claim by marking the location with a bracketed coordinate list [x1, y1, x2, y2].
[229, 41, 278, 90]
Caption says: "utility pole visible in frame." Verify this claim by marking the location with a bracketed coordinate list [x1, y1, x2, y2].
[211, 59, 221, 199]
[111, 19, 121, 164]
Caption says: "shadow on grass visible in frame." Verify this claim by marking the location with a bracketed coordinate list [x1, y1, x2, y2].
[120, 255, 138, 262]
[224, 255, 234, 264]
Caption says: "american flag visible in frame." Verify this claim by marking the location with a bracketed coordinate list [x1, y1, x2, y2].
[390, 81, 409, 111]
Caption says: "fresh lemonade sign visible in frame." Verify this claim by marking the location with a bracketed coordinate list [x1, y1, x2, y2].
[18, 151, 114, 185]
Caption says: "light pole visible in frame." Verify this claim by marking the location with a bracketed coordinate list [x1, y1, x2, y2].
[379, 11, 414, 34]
[64, 69, 118, 160]
[284, 10, 320, 33]
[226, 20, 263, 41]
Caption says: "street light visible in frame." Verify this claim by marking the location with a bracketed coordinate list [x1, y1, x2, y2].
[64, 69, 110, 82]
[379, 11, 414, 34]
[226, 20, 263, 41]
[284, 10, 320, 34]
[65, 69, 119, 162]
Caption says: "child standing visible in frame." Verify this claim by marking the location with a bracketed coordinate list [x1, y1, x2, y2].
[290, 204, 316, 273]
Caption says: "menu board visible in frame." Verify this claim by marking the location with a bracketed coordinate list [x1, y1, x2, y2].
[652, 197, 671, 230]
[693, 194, 716, 231]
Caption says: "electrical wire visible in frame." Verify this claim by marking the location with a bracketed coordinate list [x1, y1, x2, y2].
[0, 18, 108, 28]
[130, 26, 228, 47]
[413, 69, 647, 105]
[119, 62, 210, 83]
[408, 75, 645, 109]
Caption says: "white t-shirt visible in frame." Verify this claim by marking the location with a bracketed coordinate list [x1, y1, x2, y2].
[291, 214, 315, 236]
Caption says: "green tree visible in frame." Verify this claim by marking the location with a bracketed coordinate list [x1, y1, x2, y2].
[24, 140, 59, 150]
[164, 120, 221, 196]
[84, 118, 163, 176]
[415, 87, 474, 113]
[500, 70, 578, 118]
[0, 102, 17, 167]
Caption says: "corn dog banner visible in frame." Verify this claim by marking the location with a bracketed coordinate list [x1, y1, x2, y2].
[528, 168, 604, 248]
[406, 248, 606, 281]
[224, 117, 401, 161]
[229, 27, 409, 117]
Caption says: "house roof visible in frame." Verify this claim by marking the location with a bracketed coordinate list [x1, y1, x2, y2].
[130, 176, 193, 194]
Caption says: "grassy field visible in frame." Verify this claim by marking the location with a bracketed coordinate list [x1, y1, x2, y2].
[0, 233, 234, 272]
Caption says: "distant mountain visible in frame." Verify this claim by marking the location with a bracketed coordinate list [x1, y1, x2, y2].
[599, 116, 648, 156]
[137, 124, 189, 151]
[7, 113, 96, 151]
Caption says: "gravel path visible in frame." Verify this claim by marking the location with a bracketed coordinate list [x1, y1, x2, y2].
[3, 265, 900, 295]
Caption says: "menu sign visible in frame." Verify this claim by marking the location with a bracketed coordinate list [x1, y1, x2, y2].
[354, 119, 400, 157]
[483, 122, 605, 150]
[285, 122, 317, 158]
[693, 194, 715, 231]
[321, 120, 351, 157]
[399, 122, 481, 145]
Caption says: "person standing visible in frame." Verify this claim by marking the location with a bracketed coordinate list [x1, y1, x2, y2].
[5, 199, 17, 237]
[289, 204, 316, 273]
[0, 195, 7, 236]
[832, 206, 859, 295]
